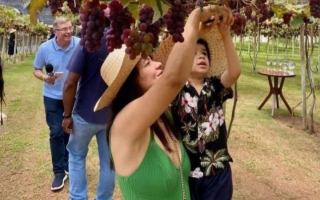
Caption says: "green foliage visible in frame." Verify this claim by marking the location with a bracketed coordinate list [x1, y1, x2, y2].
[291, 15, 304, 27]
[121, 0, 170, 23]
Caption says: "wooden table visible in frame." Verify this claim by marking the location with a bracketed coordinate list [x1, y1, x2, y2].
[257, 69, 296, 116]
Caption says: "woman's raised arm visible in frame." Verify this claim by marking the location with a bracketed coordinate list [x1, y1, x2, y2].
[112, 5, 233, 141]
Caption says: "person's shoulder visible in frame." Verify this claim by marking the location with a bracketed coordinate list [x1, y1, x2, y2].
[39, 39, 53, 48]
[36, 40, 53, 53]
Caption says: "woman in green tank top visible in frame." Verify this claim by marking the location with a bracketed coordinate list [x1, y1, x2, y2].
[94, 4, 234, 200]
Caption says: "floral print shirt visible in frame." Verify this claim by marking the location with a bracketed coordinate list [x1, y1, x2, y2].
[171, 75, 233, 177]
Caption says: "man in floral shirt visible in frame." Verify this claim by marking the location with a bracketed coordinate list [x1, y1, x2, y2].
[171, 24, 241, 200]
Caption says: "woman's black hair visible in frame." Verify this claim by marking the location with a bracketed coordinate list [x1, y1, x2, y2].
[106, 64, 179, 169]
[197, 38, 211, 62]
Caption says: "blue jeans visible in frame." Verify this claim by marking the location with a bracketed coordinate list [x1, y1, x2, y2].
[44, 96, 69, 175]
[189, 162, 233, 200]
[67, 113, 115, 200]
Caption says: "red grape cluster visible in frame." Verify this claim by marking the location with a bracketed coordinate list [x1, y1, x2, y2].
[105, 0, 135, 53]
[48, 0, 63, 15]
[310, 0, 320, 18]
[67, 0, 81, 14]
[121, 5, 165, 59]
[231, 12, 246, 36]
[255, 0, 274, 24]
[139, 5, 165, 47]
[183, 0, 196, 14]
[163, 0, 188, 43]
[228, 0, 244, 11]
[244, 5, 252, 20]
[122, 29, 154, 59]
[247, 0, 273, 25]
[282, 12, 293, 25]
[79, 0, 106, 52]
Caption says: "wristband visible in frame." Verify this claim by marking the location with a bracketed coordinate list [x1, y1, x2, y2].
[63, 113, 72, 118]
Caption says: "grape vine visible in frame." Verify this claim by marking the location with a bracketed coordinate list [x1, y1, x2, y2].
[310, 0, 320, 18]
[231, 11, 246, 36]
[164, 0, 188, 43]
[48, 0, 64, 15]
[48, 0, 81, 15]
[77, 0, 277, 59]
[79, 0, 106, 52]
[67, 0, 81, 14]
[105, 0, 136, 54]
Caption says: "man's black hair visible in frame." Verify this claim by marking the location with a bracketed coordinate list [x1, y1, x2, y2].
[197, 38, 211, 62]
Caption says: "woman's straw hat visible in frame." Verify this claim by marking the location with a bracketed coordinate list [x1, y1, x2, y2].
[94, 46, 141, 111]
[153, 25, 227, 76]
[9, 29, 16, 34]
[94, 25, 227, 111]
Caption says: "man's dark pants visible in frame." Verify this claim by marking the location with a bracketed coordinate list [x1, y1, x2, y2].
[44, 96, 69, 176]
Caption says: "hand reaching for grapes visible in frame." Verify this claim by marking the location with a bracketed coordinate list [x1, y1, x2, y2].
[196, 5, 233, 36]
[216, 6, 234, 39]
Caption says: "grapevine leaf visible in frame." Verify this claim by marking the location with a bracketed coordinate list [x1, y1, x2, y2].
[152, 0, 170, 23]
[3, 8, 16, 19]
[120, 0, 135, 7]
[139, 0, 169, 23]
[27, 0, 47, 25]
[127, 4, 139, 21]
[290, 16, 303, 28]
[23, 0, 31, 9]
[139, 0, 156, 7]
[271, 4, 286, 18]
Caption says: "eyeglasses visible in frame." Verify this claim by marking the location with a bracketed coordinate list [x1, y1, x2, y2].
[55, 26, 73, 32]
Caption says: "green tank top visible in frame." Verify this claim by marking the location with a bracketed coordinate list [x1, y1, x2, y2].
[116, 133, 191, 200]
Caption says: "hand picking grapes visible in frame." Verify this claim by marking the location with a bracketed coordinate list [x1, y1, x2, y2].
[198, 5, 234, 36]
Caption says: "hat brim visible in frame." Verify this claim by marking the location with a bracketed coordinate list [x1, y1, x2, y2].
[94, 52, 141, 111]
[153, 26, 227, 77]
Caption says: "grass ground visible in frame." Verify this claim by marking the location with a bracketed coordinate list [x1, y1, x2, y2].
[0, 47, 319, 200]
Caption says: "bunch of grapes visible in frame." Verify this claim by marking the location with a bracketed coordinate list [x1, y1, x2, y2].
[231, 11, 246, 36]
[48, 0, 64, 15]
[140, 5, 166, 47]
[183, 0, 196, 14]
[282, 12, 293, 25]
[105, 0, 135, 53]
[243, 5, 252, 20]
[228, 0, 244, 11]
[67, 0, 81, 14]
[121, 5, 165, 59]
[79, 0, 106, 52]
[310, 0, 320, 18]
[254, 0, 274, 24]
[163, 0, 188, 43]
[121, 29, 152, 59]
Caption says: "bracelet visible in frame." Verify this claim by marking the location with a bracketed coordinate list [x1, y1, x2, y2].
[42, 74, 46, 81]
[63, 113, 72, 118]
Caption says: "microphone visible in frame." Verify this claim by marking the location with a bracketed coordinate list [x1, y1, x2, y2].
[45, 64, 54, 76]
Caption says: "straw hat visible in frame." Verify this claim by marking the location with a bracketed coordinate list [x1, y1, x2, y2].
[94, 46, 141, 111]
[153, 25, 227, 76]
[9, 29, 16, 34]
